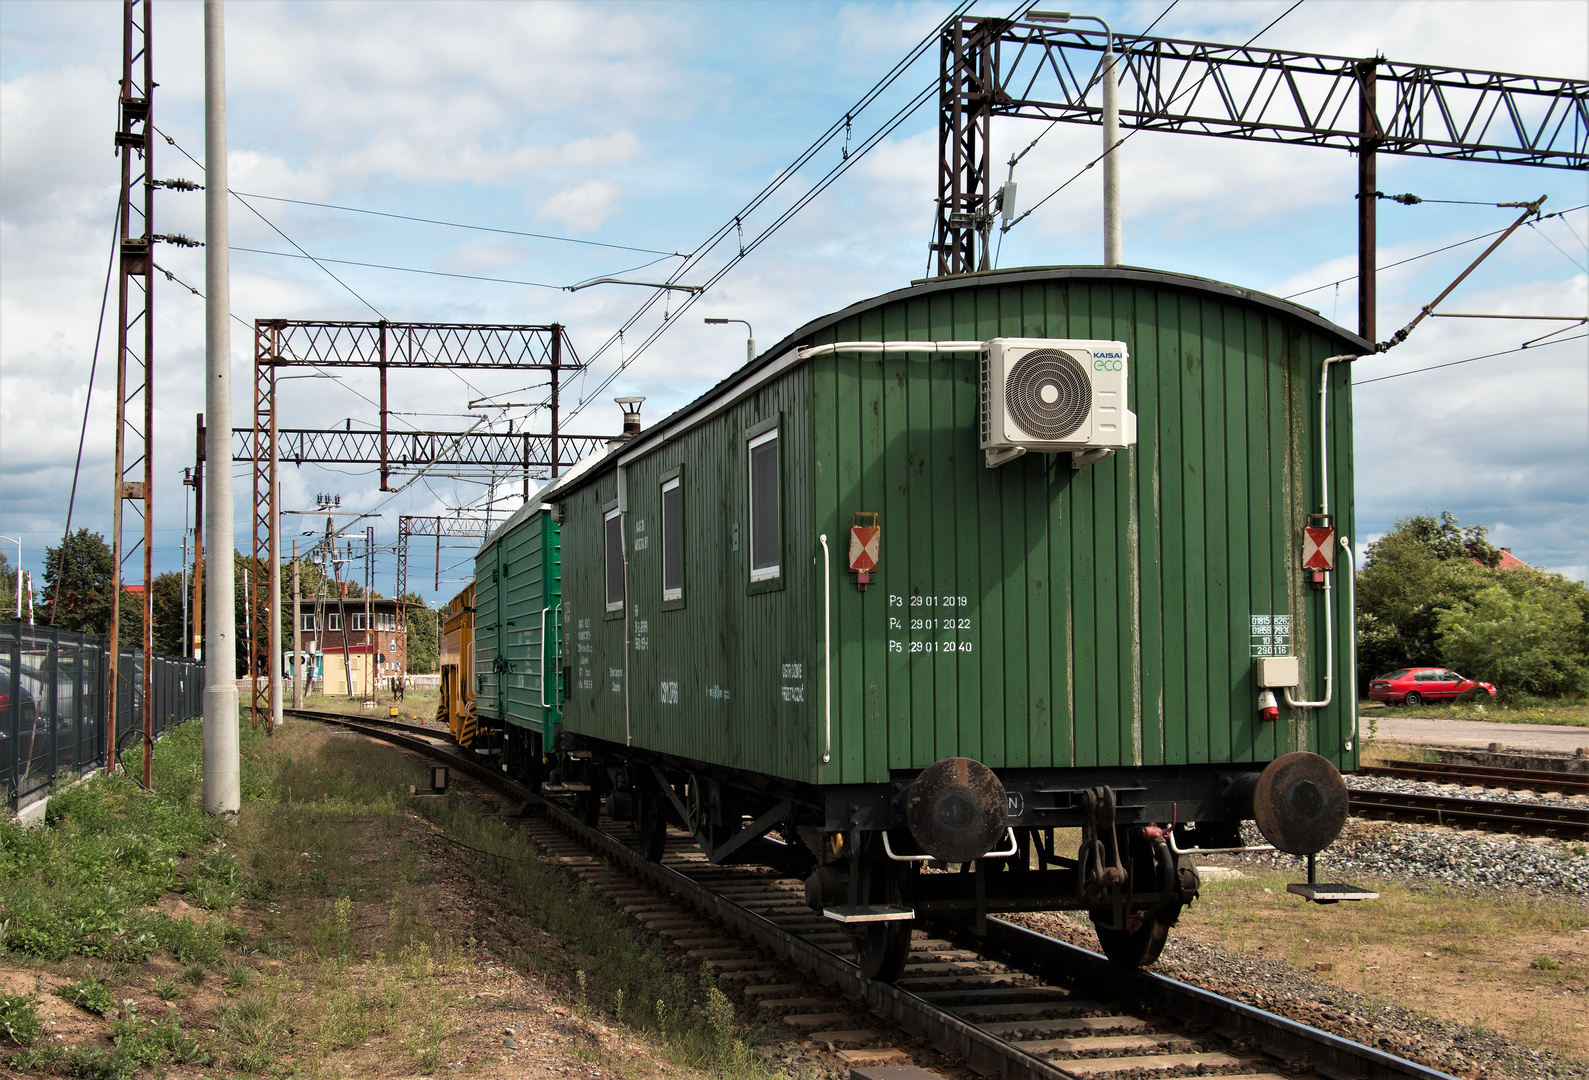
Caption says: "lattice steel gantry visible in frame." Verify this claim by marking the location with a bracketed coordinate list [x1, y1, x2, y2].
[934, 17, 1589, 339]
[247, 320, 597, 733]
[108, 0, 156, 784]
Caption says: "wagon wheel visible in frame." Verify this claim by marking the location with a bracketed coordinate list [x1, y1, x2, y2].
[633, 777, 667, 862]
[853, 860, 912, 983]
[1090, 907, 1174, 967]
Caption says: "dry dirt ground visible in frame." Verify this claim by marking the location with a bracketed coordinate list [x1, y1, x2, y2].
[1, 805, 716, 1080]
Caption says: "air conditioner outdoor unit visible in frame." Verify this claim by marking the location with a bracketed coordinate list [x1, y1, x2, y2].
[979, 337, 1137, 468]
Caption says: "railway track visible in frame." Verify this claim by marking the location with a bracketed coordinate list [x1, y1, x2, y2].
[1359, 759, 1589, 797]
[288, 708, 1459, 1080]
[1347, 788, 1589, 840]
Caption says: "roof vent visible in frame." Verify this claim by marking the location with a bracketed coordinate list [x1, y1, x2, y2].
[616, 396, 645, 436]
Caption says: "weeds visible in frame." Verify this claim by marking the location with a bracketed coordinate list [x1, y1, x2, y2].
[57, 978, 115, 1015]
[418, 794, 763, 1072]
[223, 960, 257, 988]
[0, 992, 39, 1047]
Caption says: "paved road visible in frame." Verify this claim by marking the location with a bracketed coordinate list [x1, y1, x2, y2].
[1365, 711, 1589, 754]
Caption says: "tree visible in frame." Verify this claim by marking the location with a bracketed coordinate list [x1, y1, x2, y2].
[39, 529, 115, 634]
[1437, 581, 1587, 696]
[403, 594, 439, 674]
[1355, 515, 1491, 682]
[151, 571, 187, 655]
[0, 549, 15, 618]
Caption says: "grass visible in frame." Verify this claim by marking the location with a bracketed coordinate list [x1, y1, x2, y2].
[1361, 697, 1589, 727]
[416, 791, 765, 1074]
[1179, 866, 1589, 1061]
[299, 684, 441, 726]
[2, 713, 766, 1079]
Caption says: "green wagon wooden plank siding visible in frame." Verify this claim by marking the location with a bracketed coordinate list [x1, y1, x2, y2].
[477, 504, 562, 750]
[501, 267, 1365, 789]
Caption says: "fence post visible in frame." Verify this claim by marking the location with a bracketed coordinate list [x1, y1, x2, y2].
[48, 623, 60, 782]
[8, 621, 20, 813]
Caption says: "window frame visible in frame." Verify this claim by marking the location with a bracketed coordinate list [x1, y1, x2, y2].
[660, 466, 685, 610]
[745, 415, 784, 594]
[325, 612, 342, 633]
[603, 501, 626, 617]
[300, 613, 317, 632]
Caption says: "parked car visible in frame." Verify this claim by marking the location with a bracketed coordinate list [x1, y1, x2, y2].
[1368, 667, 1497, 706]
[0, 664, 41, 736]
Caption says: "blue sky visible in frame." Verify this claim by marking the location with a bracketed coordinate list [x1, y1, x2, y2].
[2, 0, 1586, 611]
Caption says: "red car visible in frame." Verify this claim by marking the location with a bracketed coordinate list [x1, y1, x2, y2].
[1368, 667, 1497, 706]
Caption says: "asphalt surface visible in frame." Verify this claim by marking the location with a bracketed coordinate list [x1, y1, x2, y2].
[1363, 711, 1589, 754]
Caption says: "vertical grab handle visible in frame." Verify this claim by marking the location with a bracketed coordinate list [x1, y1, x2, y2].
[539, 606, 550, 709]
[818, 534, 831, 765]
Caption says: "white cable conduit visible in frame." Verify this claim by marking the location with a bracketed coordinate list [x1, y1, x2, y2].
[1340, 537, 1358, 751]
[819, 534, 832, 764]
[797, 340, 984, 359]
[1284, 353, 1358, 710]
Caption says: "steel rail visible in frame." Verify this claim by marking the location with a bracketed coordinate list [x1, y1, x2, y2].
[1360, 760, 1589, 797]
[288, 708, 1461, 1080]
[1349, 789, 1589, 839]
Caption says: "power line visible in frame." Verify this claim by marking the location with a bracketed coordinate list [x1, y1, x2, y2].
[1282, 205, 1588, 300]
[230, 191, 681, 257]
[230, 246, 566, 290]
[1353, 332, 1587, 386]
[1003, 0, 1308, 234]
[563, 0, 985, 422]
[51, 207, 121, 621]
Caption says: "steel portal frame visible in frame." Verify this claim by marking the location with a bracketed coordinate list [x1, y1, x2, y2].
[248, 320, 586, 733]
[935, 19, 1589, 339]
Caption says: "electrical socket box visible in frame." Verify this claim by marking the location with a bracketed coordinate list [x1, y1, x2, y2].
[1257, 656, 1300, 688]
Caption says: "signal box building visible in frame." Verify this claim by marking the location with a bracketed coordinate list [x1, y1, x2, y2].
[298, 597, 410, 697]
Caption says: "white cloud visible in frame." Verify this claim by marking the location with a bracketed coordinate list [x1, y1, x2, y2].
[537, 180, 623, 232]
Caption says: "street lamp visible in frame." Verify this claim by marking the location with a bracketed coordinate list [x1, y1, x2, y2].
[1027, 10, 1121, 266]
[705, 318, 756, 364]
[0, 535, 19, 619]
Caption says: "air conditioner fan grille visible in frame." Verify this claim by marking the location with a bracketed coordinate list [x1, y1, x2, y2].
[1006, 348, 1090, 440]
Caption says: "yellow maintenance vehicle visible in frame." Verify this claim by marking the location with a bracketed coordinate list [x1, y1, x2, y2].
[436, 583, 478, 747]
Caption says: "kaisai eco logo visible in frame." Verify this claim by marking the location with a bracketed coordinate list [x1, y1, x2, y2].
[1092, 351, 1124, 371]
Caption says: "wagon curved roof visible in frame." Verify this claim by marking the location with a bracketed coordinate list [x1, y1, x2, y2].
[545, 264, 1369, 495]
[766, 264, 1370, 362]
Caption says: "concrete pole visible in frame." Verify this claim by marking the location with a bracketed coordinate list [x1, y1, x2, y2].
[1102, 36, 1122, 268]
[201, 0, 239, 814]
[292, 539, 302, 709]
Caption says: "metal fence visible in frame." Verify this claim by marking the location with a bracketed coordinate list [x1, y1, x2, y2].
[3, 619, 205, 814]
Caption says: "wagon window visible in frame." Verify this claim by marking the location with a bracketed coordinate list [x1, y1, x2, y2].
[605, 508, 625, 612]
[661, 477, 683, 601]
[748, 429, 780, 581]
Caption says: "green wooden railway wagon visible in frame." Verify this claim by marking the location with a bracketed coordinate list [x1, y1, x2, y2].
[474, 502, 563, 767]
[503, 265, 1370, 978]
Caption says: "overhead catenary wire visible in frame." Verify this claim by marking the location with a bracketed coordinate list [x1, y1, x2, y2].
[230, 191, 681, 258]
[559, 0, 985, 424]
[1281, 204, 1588, 300]
[50, 207, 121, 622]
[1353, 332, 1587, 385]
